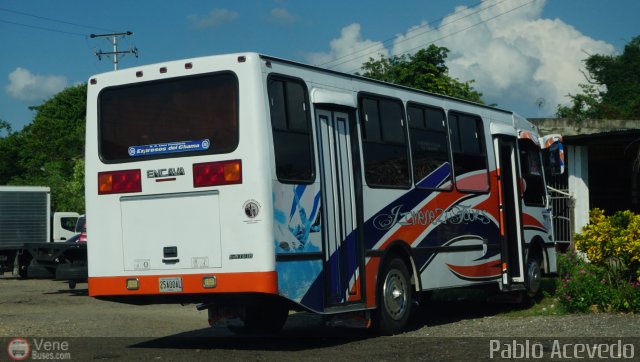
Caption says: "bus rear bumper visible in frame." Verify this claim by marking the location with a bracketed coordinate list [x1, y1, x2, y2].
[88, 271, 278, 300]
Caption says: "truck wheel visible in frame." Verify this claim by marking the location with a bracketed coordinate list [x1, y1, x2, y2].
[27, 263, 55, 279]
[375, 258, 412, 335]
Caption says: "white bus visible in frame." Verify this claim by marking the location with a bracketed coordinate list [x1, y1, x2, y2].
[85, 52, 563, 335]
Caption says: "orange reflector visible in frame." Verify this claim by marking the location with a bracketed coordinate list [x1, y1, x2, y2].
[126, 278, 139, 290]
[202, 276, 217, 289]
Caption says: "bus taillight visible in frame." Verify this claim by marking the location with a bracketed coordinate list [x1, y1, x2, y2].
[98, 169, 142, 195]
[193, 160, 242, 188]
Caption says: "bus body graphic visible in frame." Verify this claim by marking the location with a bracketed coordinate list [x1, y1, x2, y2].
[86, 52, 561, 334]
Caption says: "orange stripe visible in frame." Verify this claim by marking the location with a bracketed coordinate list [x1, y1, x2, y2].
[495, 167, 505, 237]
[89, 271, 278, 297]
[364, 257, 381, 308]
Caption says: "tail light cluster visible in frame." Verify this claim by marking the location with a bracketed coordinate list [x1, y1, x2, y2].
[98, 160, 242, 195]
[98, 169, 142, 195]
[193, 160, 242, 188]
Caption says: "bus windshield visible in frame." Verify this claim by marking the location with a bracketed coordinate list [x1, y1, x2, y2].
[98, 72, 239, 162]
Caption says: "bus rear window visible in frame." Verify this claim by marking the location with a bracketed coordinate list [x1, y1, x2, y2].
[99, 72, 238, 162]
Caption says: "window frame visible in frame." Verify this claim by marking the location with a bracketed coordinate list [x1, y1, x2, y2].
[357, 92, 411, 189]
[97, 71, 240, 164]
[447, 110, 490, 194]
[406, 101, 453, 191]
[518, 138, 547, 207]
[267, 74, 316, 184]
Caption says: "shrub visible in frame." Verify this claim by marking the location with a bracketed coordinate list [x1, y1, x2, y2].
[557, 209, 640, 313]
[557, 252, 640, 312]
[575, 209, 640, 279]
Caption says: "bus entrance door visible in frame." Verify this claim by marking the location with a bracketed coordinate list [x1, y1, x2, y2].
[316, 108, 363, 306]
[494, 136, 525, 286]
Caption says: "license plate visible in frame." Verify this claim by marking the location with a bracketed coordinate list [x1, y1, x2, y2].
[159, 277, 183, 292]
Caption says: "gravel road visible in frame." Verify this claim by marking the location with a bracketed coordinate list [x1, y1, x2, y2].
[1, 275, 639, 361]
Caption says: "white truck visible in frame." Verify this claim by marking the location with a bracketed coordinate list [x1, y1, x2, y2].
[0, 186, 84, 280]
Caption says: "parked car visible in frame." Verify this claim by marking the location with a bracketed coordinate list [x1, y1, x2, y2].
[66, 215, 86, 243]
[76, 215, 87, 243]
[57, 215, 88, 288]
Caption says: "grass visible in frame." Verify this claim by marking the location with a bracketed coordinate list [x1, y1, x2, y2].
[421, 278, 567, 319]
[501, 278, 566, 317]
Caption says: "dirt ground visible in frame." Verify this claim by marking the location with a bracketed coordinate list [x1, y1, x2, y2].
[1, 275, 639, 361]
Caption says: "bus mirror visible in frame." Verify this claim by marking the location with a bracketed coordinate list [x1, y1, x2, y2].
[548, 142, 565, 176]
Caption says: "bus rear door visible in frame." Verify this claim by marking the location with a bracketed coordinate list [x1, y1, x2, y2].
[315, 107, 364, 307]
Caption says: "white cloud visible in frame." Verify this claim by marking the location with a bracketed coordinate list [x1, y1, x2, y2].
[310, 0, 615, 117]
[304, 23, 389, 73]
[268, 8, 296, 25]
[5, 68, 68, 101]
[405, 0, 615, 116]
[188, 9, 239, 29]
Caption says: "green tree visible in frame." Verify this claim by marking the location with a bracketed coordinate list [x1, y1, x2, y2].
[0, 120, 20, 185]
[8, 84, 87, 212]
[557, 35, 640, 120]
[358, 45, 484, 103]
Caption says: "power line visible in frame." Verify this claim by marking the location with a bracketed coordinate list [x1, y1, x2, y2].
[343, 0, 537, 74]
[0, 18, 87, 37]
[0, 6, 115, 32]
[320, 0, 505, 69]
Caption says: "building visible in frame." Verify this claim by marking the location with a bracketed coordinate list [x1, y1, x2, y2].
[531, 119, 640, 242]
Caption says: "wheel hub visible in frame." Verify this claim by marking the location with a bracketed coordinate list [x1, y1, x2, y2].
[383, 270, 408, 320]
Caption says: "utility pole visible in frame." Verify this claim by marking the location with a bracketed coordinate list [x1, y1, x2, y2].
[90, 31, 138, 70]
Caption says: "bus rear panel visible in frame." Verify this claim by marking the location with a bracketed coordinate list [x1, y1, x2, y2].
[86, 54, 278, 303]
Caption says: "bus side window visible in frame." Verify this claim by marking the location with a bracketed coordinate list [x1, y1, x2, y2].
[359, 95, 410, 188]
[518, 139, 546, 206]
[449, 112, 489, 192]
[268, 77, 315, 183]
[407, 103, 452, 190]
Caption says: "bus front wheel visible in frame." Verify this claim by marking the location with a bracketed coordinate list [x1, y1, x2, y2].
[525, 256, 542, 299]
[375, 258, 412, 335]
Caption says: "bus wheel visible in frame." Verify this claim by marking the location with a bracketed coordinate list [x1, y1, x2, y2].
[525, 256, 542, 298]
[375, 258, 412, 335]
[233, 299, 288, 335]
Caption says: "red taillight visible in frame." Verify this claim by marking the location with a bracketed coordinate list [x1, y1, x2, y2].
[193, 160, 242, 188]
[98, 169, 142, 195]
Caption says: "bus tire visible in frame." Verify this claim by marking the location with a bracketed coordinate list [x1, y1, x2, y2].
[232, 299, 288, 335]
[525, 255, 542, 299]
[375, 258, 412, 335]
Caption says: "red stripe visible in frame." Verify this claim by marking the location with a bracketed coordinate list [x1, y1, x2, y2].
[522, 213, 545, 229]
[446, 260, 501, 279]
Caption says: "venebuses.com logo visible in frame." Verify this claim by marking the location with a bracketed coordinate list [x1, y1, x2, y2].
[7, 338, 30, 361]
[6, 337, 71, 361]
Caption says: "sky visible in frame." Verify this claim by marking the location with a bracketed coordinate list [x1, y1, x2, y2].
[0, 0, 638, 131]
